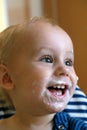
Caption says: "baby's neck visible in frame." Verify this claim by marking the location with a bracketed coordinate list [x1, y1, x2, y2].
[2, 113, 55, 130]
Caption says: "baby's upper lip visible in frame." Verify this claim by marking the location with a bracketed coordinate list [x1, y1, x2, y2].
[47, 79, 72, 89]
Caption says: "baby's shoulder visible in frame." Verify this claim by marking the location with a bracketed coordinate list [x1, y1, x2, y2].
[0, 119, 7, 130]
[0, 118, 12, 130]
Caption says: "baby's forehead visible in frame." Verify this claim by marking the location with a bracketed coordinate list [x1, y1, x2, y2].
[17, 20, 67, 41]
[9, 18, 72, 52]
[15, 20, 73, 49]
[17, 18, 60, 34]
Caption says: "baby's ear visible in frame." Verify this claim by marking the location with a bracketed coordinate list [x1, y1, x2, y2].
[0, 64, 14, 90]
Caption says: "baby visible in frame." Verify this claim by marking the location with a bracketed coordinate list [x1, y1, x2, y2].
[0, 17, 86, 130]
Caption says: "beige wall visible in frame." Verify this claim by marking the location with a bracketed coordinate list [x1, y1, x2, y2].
[0, 0, 8, 31]
[6, 0, 30, 25]
[0, 0, 43, 27]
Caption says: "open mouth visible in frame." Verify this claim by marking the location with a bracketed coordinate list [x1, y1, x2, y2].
[47, 84, 67, 97]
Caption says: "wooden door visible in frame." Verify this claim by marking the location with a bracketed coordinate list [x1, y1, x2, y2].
[57, 0, 87, 94]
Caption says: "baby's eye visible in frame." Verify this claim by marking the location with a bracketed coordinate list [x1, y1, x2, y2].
[65, 59, 73, 66]
[40, 55, 54, 63]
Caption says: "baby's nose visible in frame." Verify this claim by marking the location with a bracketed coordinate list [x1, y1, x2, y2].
[54, 64, 69, 77]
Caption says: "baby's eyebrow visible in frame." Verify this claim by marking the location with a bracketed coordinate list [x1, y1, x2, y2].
[65, 51, 74, 59]
[32, 47, 54, 58]
[68, 49, 74, 54]
[67, 51, 74, 54]
[35, 47, 54, 53]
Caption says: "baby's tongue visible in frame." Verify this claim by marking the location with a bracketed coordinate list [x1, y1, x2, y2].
[48, 88, 63, 96]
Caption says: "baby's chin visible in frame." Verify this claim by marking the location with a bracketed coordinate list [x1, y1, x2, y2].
[42, 99, 69, 114]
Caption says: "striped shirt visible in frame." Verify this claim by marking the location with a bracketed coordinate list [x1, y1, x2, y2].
[64, 86, 87, 122]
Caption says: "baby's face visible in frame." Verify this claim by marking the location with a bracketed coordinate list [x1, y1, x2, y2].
[9, 22, 77, 116]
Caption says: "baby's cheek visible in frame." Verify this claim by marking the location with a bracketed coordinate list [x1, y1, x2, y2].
[70, 70, 78, 86]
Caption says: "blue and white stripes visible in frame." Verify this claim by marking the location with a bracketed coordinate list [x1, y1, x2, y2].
[64, 86, 87, 122]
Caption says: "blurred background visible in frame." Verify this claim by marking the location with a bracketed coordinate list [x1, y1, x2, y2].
[0, 0, 87, 94]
